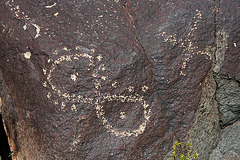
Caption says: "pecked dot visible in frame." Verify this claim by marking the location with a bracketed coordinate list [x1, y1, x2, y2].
[24, 51, 31, 59]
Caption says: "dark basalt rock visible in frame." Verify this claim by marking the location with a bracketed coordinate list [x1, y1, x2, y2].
[210, 121, 240, 160]
[0, 0, 239, 159]
[214, 73, 240, 129]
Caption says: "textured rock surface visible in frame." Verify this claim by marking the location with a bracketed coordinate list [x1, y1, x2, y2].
[214, 73, 240, 128]
[0, 0, 239, 159]
[170, 0, 240, 159]
[209, 121, 240, 160]
[185, 71, 220, 160]
[215, 0, 240, 80]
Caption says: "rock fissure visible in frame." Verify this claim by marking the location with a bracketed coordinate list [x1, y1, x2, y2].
[117, 1, 154, 67]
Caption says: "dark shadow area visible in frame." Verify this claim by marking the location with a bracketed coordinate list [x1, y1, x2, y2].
[0, 114, 12, 160]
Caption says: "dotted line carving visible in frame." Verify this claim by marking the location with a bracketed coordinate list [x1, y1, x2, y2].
[44, 47, 151, 138]
[156, 10, 212, 76]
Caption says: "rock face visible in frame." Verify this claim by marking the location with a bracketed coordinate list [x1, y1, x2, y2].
[185, 71, 220, 160]
[210, 121, 240, 160]
[0, 0, 239, 159]
[214, 73, 240, 128]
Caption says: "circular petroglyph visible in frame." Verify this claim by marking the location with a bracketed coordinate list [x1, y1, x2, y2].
[46, 51, 95, 109]
[96, 93, 151, 138]
[92, 54, 151, 137]
[45, 48, 152, 137]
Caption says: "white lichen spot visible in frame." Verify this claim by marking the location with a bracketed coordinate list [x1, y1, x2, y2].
[45, 2, 57, 8]
[120, 112, 126, 119]
[24, 51, 31, 59]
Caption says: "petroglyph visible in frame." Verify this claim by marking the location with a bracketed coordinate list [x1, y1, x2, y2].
[120, 112, 126, 119]
[45, 46, 151, 138]
[157, 10, 212, 76]
[5, 0, 30, 20]
[23, 51, 31, 59]
[45, 2, 57, 9]
[5, 0, 42, 39]
[142, 85, 149, 92]
[42, 9, 210, 138]
[31, 23, 41, 39]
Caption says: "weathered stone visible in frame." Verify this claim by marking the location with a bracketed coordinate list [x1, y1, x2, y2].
[209, 121, 240, 160]
[169, 1, 240, 159]
[215, 0, 240, 80]
[213, 30, 229, 73]
[0, 0, 239, 159]
[184, 71, 220, 160]
[214, 73, 240, 128]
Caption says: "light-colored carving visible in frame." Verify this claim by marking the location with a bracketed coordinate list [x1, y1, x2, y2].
[6, 0, 41, 39]
[23, 51, 31, 59]
[71, 73, 78, 81]
[45, 48, 151, 138]
[120, 112, 126, 119]
[8, 0, 151, 138]
[142, 85, 149, 92]
[157, 10, 212, 76]
[45, 3, 57, 9]
[54, 12, 59, 16]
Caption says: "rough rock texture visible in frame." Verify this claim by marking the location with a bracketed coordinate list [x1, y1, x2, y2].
[185, 71, 220, 160]
[170, 0, 240, 159]
[0, 0, 239, 159]
[209, 121, 240, 160]
[215, 0, 240, 80]
[214, 73, 240, 128]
